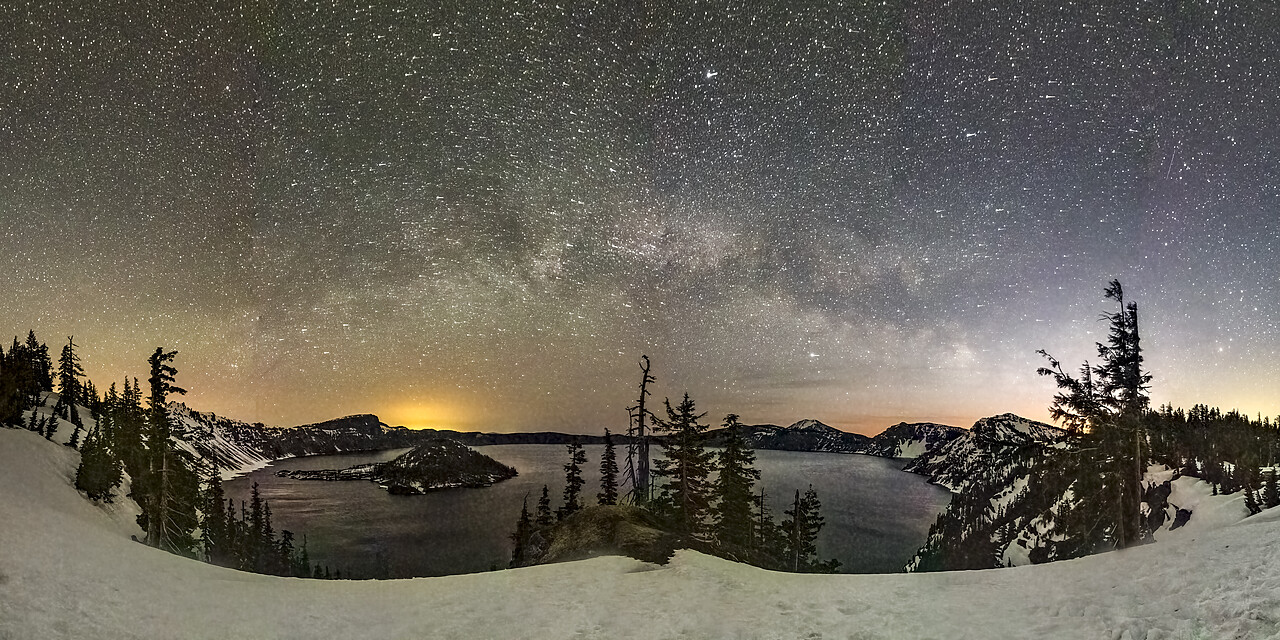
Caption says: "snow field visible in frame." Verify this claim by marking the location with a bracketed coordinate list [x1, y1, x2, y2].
[2, 426, 1280, 639]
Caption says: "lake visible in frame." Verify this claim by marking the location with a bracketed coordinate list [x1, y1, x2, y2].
[223, 444, 952, 577]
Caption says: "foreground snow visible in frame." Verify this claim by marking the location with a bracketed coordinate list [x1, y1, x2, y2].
[2, 428, 1279, 639]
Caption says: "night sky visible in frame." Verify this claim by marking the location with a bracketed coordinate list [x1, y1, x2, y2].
[3, 1, 1277, 434]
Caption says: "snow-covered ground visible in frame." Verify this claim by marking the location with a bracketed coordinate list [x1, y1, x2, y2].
[2, 427, 1279, 639]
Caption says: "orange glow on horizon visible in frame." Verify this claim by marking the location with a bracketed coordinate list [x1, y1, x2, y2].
[382, 401, 468, 431]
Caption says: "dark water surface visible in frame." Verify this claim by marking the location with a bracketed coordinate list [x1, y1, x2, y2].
[223, 445, 951, 577]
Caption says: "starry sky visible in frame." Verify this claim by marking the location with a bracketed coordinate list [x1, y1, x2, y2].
[2, 1, 1277, 435]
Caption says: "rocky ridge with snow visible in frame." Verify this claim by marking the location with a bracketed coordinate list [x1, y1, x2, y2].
[859, 421, 968, 459]
[706, 418, 870, 453]
[902, 413, 1069, 492]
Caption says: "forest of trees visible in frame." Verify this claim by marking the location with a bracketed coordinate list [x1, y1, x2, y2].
[0, 331, 342, 579]
[509, 362, 841, 574]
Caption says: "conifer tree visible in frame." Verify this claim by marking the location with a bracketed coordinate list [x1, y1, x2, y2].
[1037, 280, 1152, 550]
[26, 330, 53, 393]
[0, 346, 23, 426]
[201, 464, 231, 566]
[43, 400, 59, 440]
[598, 429, 619, 505]
[75, 423, 123, 502]
[57, 336, 84, 408]
[297, 535, 311, 578]
[559, 440, 587, 520]
[1264, 469, 1280, 509]
[509, 495, 533, 567]
[115, 377, 148, 480]
[138, 347, 199, 554]
[650, 393, 714, 536]
[535, 485, 553, 526]
[278, 530, 296, 576]
[713, 414, 760, 549]
[780, 485, 836, 572]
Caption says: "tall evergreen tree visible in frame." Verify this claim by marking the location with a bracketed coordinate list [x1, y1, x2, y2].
[75, 423, 123, 502]
[535, 485, 553, 527]
[780, 485, 837, 573]
[559, 440, 587, 520]
[26, 330, 53, 393]
[57, 336, 84, 408]
[115, 377, 147, 480]
[201, 463, 231, 566]
[138, 347, 199, 554]
[712, 414, 760, 549]
[598, 429, 619, 505]
[0, 345, 24, 426]
[1038, 280, 1152, 550]
[650, 393, 714, 536]
[509, 495, 533, 567]
[1264, 469, 1280, 509]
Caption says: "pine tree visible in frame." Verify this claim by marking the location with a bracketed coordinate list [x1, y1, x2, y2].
[1037, 280, 1152, 550]
[535, 485, 553, 526]
[201, 464, 231, 566]
[780, 485, 835, 572]
[115, 377, 147, 481]
[43, 400, 59, 440]
[278, 530, 296, 576]
[558, 440, 587, 520]
[712, 414, 760, 549]
[75, 423, 123, 502]
[598, 429, 619, 505]
[1264, 469, 1280, 509]
[297, 534, 311, 578]
[0, 345, 25, 427]
[57, 336, 84, 409]
[509, 495, 533, 567]
[138, 347, 199, 554]
[650, 393, 714, 536]
[248, 482, 265, 570]
[26, 330, 53, 393]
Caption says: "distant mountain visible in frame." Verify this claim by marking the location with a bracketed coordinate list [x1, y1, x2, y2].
[277, 439, 518, 495]
[706, 419, 870, 453]
[860, 422, 967, 459]
[175, 406, 448, 478]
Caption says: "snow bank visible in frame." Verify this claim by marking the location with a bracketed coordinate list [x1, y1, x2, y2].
[3, 427, 1280, 639]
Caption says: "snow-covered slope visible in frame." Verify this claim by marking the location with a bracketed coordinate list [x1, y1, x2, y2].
[903, 413, 1068, 492]
[4, 426, 1280, 640]
[861, 421, 968, 459]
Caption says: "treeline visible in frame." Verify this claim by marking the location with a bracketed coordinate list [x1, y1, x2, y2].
[201, 478, 343, 578]
[1145, 404, 1280, 512]
[1, 330, 341, 579]
[510, 382, 840, 573]
[914, 280, 1280, 571]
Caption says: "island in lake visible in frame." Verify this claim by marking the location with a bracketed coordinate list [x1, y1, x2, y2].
[277, 439, 518, 495]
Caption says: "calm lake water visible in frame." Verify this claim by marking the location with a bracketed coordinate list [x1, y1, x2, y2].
[223, 445, 951, 577]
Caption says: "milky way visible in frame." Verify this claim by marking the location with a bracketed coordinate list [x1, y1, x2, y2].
[2, 1, 1277, 433]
